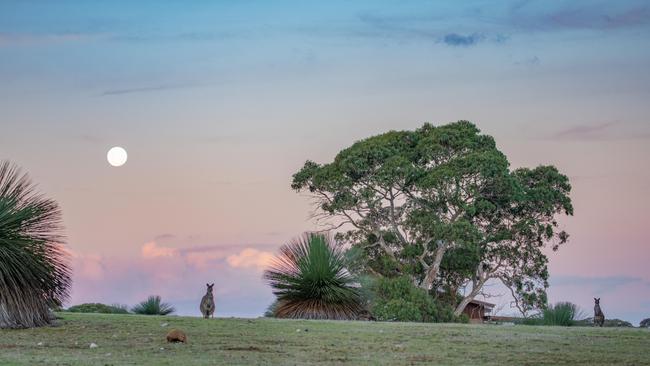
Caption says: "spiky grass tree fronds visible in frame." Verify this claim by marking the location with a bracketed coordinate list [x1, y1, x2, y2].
[131, 296, 175, 315]
[542, 302, 584, 326]
[264, 233, 362, 320]
[0, 161, 71, 328]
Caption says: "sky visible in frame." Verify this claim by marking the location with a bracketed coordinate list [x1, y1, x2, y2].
[1, 0, 649, 324]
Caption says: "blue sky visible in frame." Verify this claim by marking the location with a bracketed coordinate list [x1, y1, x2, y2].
[1, 1, 649, 323]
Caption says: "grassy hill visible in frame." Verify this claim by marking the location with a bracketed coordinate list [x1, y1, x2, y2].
[0, 313, 648, 365]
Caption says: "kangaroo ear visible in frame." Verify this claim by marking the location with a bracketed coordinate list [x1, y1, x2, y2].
[210, 283, 214, 287]
[206, 283, 209, 287]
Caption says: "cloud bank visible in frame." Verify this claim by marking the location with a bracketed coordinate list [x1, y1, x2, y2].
[70, 241, 276, 317]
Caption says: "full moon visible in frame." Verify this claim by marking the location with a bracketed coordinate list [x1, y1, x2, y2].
[107, 147, 128, 167]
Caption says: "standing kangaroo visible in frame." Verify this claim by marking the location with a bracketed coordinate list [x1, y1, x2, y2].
[593, 298, 605, 327]
[200, 283, 215, 319]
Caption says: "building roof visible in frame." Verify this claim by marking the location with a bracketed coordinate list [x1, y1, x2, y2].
[468, 299, 495, 310]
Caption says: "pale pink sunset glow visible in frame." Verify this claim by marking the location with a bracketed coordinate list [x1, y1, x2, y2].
[1, 0, 649, 327]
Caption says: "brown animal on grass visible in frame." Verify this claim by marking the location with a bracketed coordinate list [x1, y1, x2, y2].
[200, 283, 215, 319]
[594, 298, 605, 327]
[166, 329, 187, 343]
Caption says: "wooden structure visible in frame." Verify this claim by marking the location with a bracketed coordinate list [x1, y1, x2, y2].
[462, 299, 495, 323]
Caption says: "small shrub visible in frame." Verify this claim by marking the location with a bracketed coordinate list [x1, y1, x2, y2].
[542, 302, 584, 326]
[572, 317, 634, 327]
[519, 302, 584, 326]
[640, 318, 650, 328]
[518, 316, 543, 326]
[456, 313, 470, 324]
[66, 303, 130, 314]
[263, 300, 278, 317]
[131, 296, 175, 315]
[374, 299, 426, 321]
[369, 276, 455, 323]
[111, 303, 130, 313]
[602, 318, 633, 327]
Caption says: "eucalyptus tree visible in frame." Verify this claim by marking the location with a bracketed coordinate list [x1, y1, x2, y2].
[0, 161, 71, 328]
[291, 121, 572, 315]
[453, 166, 572, 315]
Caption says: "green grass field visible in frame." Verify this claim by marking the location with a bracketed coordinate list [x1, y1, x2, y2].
[1, 313, 648, 365]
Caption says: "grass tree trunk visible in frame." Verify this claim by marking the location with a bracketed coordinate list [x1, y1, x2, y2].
[0, 292, 54, 328]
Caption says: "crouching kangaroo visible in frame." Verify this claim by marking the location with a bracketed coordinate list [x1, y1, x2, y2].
[200, 283, 215, 319]
[594, 298, 605, 327]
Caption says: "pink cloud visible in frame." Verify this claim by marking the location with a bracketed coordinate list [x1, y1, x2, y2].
[227, 248, 274, 271]
[185, 250, 228, 270]
[67, 241, 279, 317]
[69, 251, 106, 281]
[141, 241, 178, 258]
[139, 241, 275, 271]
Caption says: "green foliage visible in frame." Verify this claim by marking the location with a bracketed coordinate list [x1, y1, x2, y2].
[291, 121, 510, 278]
[456, 313, 470, 323]
[291, 121, 573, 316]
[574, 318, 634, 328]
[542, 302, 584, 326]
[369, 276, 455, 323]
[264, 233, 362, 320]
[263, 300, 278, 318]
[519, 302, 584, 326]
[436, 244, 481, 296]
[518, 317, 543, 326]
[0, 161, 72, 329]
[640, 318, 650, 328]
[66, 303, 130, 314]
[600, 319, 634, 328]
[131, 296, 175, 316]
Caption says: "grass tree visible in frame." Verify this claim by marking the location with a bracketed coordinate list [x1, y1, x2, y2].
[541, 302, 585, 326]
[132, 295, 175, 315]
[521, 302, 585, 326]
[0, 161, 71, 328]
[264, 233, 362, 320]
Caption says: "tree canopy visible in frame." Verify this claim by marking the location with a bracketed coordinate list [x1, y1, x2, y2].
[291, 121, 572, 315]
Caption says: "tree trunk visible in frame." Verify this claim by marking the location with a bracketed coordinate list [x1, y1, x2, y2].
[453, 280, 485, 317]
[420, 244, 447, 290]
[454, 292, 478, 317]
